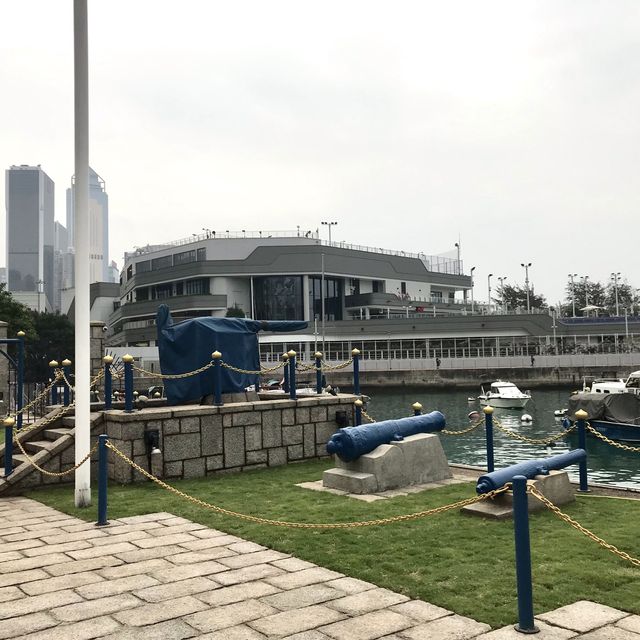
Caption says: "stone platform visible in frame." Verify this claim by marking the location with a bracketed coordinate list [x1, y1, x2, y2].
[0, 497, 638, 639]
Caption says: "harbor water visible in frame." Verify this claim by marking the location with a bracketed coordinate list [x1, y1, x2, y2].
[364, 387, 640, 490]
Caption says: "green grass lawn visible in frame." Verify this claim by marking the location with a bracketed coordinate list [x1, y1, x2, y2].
[25, 459, 640, 629]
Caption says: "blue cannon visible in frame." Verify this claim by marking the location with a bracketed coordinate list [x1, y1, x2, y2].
[476, 449, 587, 494]
[326, 411, 446, 462]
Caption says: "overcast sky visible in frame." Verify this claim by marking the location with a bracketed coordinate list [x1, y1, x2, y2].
[2, 1, 639, 305]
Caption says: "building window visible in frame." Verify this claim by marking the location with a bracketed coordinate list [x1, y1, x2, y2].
[154, 283, 173, 299]
[400, 282, 407, 295]
[174, 250, 196, 265]
[349, 278, 360, 296]
[197, 248, 206, 261]
[136, 287, 149, 302]
[126, 265, 133, 281]
[151, 255, 173, 270]
[254, 276, 303, 320]
[136, 260, 151, 273]
[372, 280, 384, 293]
[309, 276, 343, 321]
[185, 278, 209, 295]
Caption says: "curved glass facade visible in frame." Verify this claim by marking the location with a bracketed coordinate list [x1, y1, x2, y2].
[254, 276, 303, 320]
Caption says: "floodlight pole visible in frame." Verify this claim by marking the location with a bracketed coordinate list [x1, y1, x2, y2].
[74, 0, 91, 507]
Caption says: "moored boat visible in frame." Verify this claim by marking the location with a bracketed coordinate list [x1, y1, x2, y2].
[478, 381, 531, 409]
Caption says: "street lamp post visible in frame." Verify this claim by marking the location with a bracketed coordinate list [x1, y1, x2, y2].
[582, 276, 590, 311]
[321, 221, 338, 245]
[568, 273, 578, 317]
[487, 273, 493, 314]
[454, 242, 461, 275]
[611, 272, 621, 316]
[36, 279, 45, 312]
[498, 277, 508, 313]
[470, 266, 476, 314]
[521, 262, 532, 312]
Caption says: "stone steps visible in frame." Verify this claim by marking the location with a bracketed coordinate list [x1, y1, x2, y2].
[43, 427, 74, 441]
[24, 440, 57, 454]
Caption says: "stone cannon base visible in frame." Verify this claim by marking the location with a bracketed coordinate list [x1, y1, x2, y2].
[322, 433, 452, 494]
[461, 470, 575, 520]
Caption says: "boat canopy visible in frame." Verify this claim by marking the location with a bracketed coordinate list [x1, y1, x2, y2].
[568, 392, 640, 426]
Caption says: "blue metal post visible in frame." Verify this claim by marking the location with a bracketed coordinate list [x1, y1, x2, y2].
[212, 351, 223, 406]
[16, 332, 25, 429]
[288, 351, 297, 400]
[97, 434, 109, 526]
[3, 418, 14, 476]
[354, 399, 363, 426]
[283, 354, 290, 394]
[315, 352, 323, 394]
[50, 360, 59, 405]
[123, 355, 134, 413]
[575, 410, 589, 492]
[62, 359, 72, 406]
[103, 356, 113, 410]
[512, 475, 539, 634]
[484, 406, 495, 473]
[413, 402, 423, 416]
[352, 348, 361, 395]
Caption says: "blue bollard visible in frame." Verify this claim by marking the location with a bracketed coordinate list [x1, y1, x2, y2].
[484, 406, 495, 473]
[3, 417, 14, 476]
[16, 331, 25, 429]
[354, 399, 363, 426]
[50, 360, 59, 405]
[122, 355, 134, 412]
[96, 434, 109, 526]
[575, 410, 589, 492]
[315, 352, 323, 394]
[412, 402, 422, 416]
[288, 350, 297, 400]
[283, 354, 290, 394]
[352, 348, 361, 395]
[62, 359, 72, 406]
[512, 475, 539, 634]
[103, 356, 113, 410]
[212, 351, 223, 406]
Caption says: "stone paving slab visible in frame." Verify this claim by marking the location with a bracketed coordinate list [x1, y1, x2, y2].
[0, 496, 637, 639]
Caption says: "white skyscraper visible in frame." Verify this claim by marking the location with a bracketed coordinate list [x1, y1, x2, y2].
[66, 167, 109, 283]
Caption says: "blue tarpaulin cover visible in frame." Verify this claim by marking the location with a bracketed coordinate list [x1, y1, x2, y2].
[156, 305, 308, 405]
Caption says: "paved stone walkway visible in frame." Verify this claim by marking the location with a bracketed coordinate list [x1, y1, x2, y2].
[0, 496, 638, 639]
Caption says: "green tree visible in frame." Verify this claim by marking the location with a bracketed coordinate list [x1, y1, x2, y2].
[494, 284, 546, 311]
[225, 305, 246, 318]
[605, 280, 635, 316]
[564, 280, 607, 316]
[25, 312, 75, 383]
[0, 283, 36, 340]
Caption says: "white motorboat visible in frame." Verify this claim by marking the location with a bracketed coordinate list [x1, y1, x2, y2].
[577, 371, 640, 396]
[478, 381, 531, 409]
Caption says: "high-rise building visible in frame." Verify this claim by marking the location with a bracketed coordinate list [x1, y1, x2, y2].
[5, 165, 55, 311]
[53, 221, 75, 312]
[66, 167, 109, 283]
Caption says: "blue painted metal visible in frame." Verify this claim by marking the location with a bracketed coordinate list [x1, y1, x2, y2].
[326, 411, 446, 462]
[353, 351, 360, 395]
[4, 424, 13, 476]
[283, 356, 290, 394]
[476, 449, 587, 494]
[414, 406, 422, 416]
[289, 353, 297, 400]
[63, 363, 71, 407]
[485, 411, 495, 473]
[124, 360, 134, 412]
[576, 418, 589, 492]
[512, 475, 539, 634]
[16, 334, 24, 429]
[213, 357, 222, 406]
[97, 434, 109, 526]
[315, 354, 322, 394]
[104, 362, 112, 410]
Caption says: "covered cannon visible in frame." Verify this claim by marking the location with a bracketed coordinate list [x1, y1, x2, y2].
[326, 411, 445, 462]
[476, 449, 586, 494]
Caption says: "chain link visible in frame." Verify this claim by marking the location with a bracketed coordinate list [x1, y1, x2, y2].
[360, 409, 377, 423]
[441, 418, 485, 436]
[12, 435, 98, 477]
[132, 362, 214, 380]
[105, 440, 507, 528]
[6, 372, 63, 420]
[528, 485, 640, 567]
[585, 422, 640, 453]
[260, 361, 287, 374]
[493, 416, 577, 445]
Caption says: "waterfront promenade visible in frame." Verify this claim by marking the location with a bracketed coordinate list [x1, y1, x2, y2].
[1, 496, 637, 639]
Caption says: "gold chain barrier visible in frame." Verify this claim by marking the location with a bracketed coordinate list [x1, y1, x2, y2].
[105, 440, 507, 528]
[220, 360, 286, 375]
[297, 358, 354, 372]
[493, 416, 577, 445]
[441, 419, 484, 436]
[13, 437, 99, 477]
[132, 362, 214, 380]
[361, 409, 377, 423]
[528, 484, 640, 567]
[585, 422, 640, 453]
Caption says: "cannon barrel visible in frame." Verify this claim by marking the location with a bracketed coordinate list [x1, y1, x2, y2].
[476, 449, 587, 494]
[326, 411, 445, 462]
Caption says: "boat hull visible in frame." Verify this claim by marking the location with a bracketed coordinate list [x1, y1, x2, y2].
[479, 397, 530, 409]
[588, 420, 640, 443]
